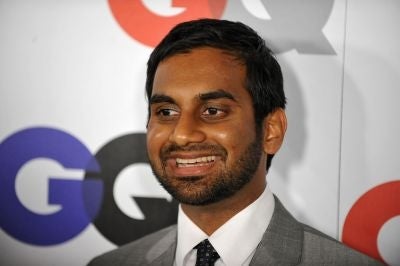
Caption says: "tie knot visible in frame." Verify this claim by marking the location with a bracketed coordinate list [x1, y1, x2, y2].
[194, 239, 220, 266]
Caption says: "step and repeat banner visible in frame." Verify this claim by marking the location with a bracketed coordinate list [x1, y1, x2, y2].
[1, 0, 399, 265]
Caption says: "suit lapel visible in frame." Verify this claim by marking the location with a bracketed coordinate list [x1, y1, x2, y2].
[147, 226, 177, 265]
[124, 226, 177, 266]
[250, 196, 303, 266]
[124, 196, 303, 265]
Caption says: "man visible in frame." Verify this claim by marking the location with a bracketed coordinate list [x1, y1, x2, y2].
[89, 19, 380, 265]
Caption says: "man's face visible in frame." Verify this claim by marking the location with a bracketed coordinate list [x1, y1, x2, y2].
[146, 47, 266, 205]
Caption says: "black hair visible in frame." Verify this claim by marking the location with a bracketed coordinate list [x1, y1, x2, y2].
[146, 19, 286, 170]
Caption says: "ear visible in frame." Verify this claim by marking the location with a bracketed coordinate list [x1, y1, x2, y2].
[263, 108, 287, 155]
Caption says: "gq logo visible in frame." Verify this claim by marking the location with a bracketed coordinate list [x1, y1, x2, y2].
[108, 0, 335, 54]
[0, 127, 177, 246]
[0, 127, 399, 263]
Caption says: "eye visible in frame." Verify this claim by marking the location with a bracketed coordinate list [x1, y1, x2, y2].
[204, 107, 221, 115]
[201, 107, 227, 119]
[156, 108, 179, 117]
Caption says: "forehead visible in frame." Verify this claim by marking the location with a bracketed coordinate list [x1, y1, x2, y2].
[152, 47, 248, 100]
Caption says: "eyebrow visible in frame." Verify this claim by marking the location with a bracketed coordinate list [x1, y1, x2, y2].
[149, 89, 237, 105]
[198, 89, 237, 102]
[149, 94, 176, 105]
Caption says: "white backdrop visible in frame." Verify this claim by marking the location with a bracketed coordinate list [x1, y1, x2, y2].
[0, 0, 399, 265]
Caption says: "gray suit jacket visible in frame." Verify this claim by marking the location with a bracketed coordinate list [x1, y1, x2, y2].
[89, 197, 381, 265]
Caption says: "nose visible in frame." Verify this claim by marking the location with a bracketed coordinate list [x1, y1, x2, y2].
[169, 114, 206, 146]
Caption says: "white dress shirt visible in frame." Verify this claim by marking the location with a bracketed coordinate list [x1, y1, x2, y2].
[174, 186, 275, 266]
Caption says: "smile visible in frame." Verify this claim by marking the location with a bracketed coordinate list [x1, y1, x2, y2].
[175, 156, 216, 167]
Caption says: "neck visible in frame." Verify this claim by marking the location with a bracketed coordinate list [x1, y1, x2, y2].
[181, 176, 266, 235]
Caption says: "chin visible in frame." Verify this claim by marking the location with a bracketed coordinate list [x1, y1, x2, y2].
[167, 183, 238, 206]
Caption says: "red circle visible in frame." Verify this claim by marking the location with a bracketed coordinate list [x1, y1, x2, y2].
[108, 0, 227, 47]
[342, 180, 400, 263]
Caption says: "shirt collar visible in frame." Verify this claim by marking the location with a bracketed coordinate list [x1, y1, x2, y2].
[175, 205, 208, 265]
[175, 186, 275, 266]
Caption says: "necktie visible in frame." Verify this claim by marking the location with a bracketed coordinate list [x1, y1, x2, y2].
[194, 239, 220, 266]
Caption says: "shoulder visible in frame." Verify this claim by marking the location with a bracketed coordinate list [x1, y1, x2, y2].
[257, 197, 383, 265]
[87, 225, 177, 266]
[299, 222, 382, 265]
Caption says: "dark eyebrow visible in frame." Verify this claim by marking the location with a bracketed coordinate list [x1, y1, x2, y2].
[149, 94, 176, 105]
[149, 89, 236, 105]
[198, 89, 237, 102]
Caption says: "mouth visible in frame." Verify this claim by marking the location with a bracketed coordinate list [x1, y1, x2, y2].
[175, 156, 216, 168]
[164, 154, 219, 177]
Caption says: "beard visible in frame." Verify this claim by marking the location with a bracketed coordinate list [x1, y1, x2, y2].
[148, 133, 263, 206]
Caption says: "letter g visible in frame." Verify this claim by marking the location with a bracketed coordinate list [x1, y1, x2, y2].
[0, 127, 103, 245]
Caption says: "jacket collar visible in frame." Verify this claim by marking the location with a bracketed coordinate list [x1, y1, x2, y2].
[124, 225, 177, 266]
[250, 196, 303, 265]
[138, 196, 303, 265]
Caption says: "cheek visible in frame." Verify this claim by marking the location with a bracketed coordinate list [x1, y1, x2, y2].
[146, 126, 169, 158]
[212, 121, 256, 153]
[213, 130, 229, 141]
[212, 126, 248, 152]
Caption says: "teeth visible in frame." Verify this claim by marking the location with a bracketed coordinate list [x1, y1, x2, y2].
[176, 156, 216, 165]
